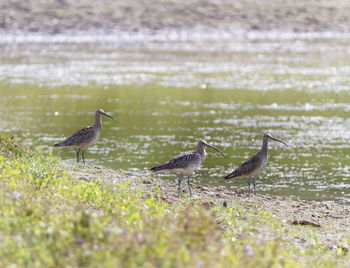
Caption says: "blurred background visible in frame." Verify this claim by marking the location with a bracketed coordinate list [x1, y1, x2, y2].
[1, 0, 350, 202]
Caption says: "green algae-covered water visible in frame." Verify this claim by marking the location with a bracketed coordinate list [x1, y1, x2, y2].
[1, 32, 350, 202]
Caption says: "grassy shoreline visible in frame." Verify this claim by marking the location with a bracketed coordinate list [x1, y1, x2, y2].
[0, 133, 349, 267]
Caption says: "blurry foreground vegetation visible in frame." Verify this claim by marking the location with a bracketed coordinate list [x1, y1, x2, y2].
[0, 132, 348, 267]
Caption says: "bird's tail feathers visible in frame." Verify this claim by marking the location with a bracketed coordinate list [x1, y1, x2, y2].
[224, 173, 236, 180]
[150, 164, 168, 172]
[54, 142, 63, 147]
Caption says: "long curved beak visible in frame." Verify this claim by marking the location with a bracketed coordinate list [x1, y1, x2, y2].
[101, 112, 116, 122]
[204, 143, 225, 157]
[270, 137, 288, 147]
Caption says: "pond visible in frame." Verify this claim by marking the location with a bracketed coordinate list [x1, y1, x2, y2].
[1, 31, 350, 202]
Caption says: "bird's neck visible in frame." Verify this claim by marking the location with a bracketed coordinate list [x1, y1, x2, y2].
[198, 146, 207, 159]
[261, 137, 269, 156]
[94, 114, 102, 128]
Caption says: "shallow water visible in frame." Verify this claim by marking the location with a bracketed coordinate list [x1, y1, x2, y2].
[1, 31, 350, 202]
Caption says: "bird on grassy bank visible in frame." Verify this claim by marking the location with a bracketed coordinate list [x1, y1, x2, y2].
[54, 109, 115, 164]
[225, 133, 288, 194]
[151, 139, 225, 197]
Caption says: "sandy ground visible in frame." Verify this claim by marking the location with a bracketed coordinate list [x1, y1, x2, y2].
[1, 0, 350, 33]
[64, 161, 350, 252]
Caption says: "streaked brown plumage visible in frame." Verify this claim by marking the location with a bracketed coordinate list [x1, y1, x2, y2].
[225, 133, 288, 194]
[151, 150, 203, 174]
[151, 139, 225, 197]
[54, 109, 115, 164]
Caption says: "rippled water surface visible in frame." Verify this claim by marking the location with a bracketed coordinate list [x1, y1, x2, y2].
[1, 31, 350, 202]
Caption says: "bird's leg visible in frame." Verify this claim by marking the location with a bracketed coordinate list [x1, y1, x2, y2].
[76, 149, 81, 163]
[82, 150, 86, 165]
[248, 177, 251, 195]
[177, 174, 183, 197]
[187, 175, 192, 198]
[253, 177, 257, 194]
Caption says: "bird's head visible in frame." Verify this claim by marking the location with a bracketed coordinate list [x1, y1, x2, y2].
[96, 109, 116, 121]
[263, 133, 288, 147]
[197, 139, 225, 157]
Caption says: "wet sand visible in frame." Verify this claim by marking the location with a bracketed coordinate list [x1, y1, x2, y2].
[1, 0, 350, 34]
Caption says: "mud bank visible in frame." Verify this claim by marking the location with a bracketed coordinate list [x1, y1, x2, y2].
[1, 0, 350, 34]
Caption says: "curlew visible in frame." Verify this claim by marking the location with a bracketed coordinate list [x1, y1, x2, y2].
[151, 139, 225, 197]
[54, 109, 115, 164]
[225, 133, 288, 194]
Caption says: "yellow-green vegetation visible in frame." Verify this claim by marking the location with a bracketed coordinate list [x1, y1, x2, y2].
[0, 133, 348, 267]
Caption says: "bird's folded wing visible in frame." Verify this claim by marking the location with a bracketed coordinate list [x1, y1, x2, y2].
[151, 151, 199, 171]
[60, 126, 94, 146]
[225, 154, 261, 179]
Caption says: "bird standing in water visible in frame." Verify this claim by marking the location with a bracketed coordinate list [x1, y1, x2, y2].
[225, 133, 288, 194]
[151, 139, 225, 197]
[54, 109, 115, 164]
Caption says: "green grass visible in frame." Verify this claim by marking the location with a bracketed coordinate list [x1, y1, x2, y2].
[0, 132, 348, 267]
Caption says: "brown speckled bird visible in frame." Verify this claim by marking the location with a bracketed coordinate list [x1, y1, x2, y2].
[225, 133, 288, 194]
[151, 139, 225, 197]
[54, 109, 115, 164]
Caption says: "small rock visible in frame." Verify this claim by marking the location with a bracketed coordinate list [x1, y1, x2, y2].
[78, 177, 89, 182]
[201, 202, 214, 209]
